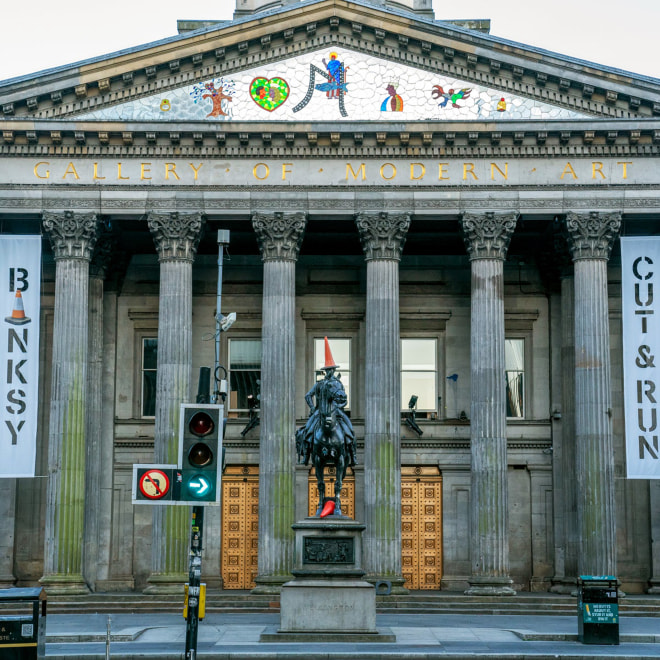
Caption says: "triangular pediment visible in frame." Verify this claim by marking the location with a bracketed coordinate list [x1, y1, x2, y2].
[1, 0, 659, 123]
[75, 47, 592, 123]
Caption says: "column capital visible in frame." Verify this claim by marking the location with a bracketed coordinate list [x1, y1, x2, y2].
[565, 211, 621, 261]
[459, 212, 517, 261]
[252, 211, 307, 262]
[42, 211, 99, 261]
[147, 211, 205, 262]
[355, 211, 411, 261]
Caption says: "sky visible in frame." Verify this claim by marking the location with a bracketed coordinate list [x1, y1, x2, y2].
[1, 0, 658, 82]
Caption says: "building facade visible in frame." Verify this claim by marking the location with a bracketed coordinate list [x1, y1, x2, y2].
[1, 0, 660, 595]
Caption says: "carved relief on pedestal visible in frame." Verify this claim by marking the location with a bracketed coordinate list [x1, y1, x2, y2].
[459, 211, 518, 260]
[355, 211, 411, 261]
[251, 211, 307, 261]
[565, 211, 621, 261]
[147, 211, 205, 262]
[42, 210, 100, 261]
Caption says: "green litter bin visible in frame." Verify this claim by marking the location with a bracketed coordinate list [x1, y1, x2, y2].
[577, 576, 619, 645]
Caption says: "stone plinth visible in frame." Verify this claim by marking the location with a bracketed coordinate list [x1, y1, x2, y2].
[261, 517, 395, 642]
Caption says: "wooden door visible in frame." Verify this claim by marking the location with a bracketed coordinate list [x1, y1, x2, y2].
[401, 467, 442, 590]
[221, 466, 259, 589]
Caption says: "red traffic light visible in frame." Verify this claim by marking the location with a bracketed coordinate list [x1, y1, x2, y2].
[188, 442, 213, 467]
[189, 411, 215, 437]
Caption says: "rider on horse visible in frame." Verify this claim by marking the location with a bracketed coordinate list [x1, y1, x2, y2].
[297, 338, 357, 467]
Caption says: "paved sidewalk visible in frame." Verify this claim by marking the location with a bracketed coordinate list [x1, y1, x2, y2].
[44, 612, 660, 659]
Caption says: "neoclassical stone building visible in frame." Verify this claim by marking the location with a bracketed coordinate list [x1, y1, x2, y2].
[1, 0, 659, 595]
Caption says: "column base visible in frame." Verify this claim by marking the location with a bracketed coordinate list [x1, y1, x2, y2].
[39, 574, 90, 595]
[364, 575, 409, 595]
[0, 574, 17, 589]
[465, 576, 516, 596]
[550, 577, 577, 595]
[251, 574, 292, 595]
[143, 573, 186, 595]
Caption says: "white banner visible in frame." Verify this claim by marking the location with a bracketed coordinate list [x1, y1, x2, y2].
[0, 236, 41, 478]
[622, 237, 660, 479]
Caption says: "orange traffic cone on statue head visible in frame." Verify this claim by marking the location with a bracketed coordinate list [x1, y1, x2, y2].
[5, 290, 31, 325]
[322, 336, 339, 371]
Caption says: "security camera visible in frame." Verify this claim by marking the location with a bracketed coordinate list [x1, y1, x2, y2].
[219, 312, 236, 332]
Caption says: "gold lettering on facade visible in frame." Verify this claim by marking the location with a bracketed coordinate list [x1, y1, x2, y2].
[463, 163, 477, 180]
[490, 162, 508, 180]
[189, 163, 203, 180]
[560, 162, 578, 179]
[253, 163, 270, 180]
[140, 163, 152, 180]
[117, 163, 129, 180]
[618, 161, 632, 179]
[282, 163, 293, 180]
[62, 162, 80, 180]
[438, 164, 450, 180]
[93, 163, 105, 180]
[34, 162, 50, 179]
[380, 163, 397, 180]
[346, 163, 366, 180]
[165, 163, 180, 180]
[592, 162, 606, 179]
[410, 163, 426, 180]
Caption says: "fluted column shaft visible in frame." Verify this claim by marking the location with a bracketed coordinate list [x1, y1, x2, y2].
[566, 211, 621, 577]
[252, 212, 306, 593]
[83, 237, 113, 589]
[460, 212, 517, 595]
[146, 211, 204, 592]
[41, 211, 99, 594]
[356, 211, 410, 591]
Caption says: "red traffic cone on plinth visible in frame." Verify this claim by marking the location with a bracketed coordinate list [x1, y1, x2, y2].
[320, 499, 335, 518]
[322, 336, 339, 370]
[5, 291, 31, 325]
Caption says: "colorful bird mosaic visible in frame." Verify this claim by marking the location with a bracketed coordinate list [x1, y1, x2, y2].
[432, 85, 472, 108]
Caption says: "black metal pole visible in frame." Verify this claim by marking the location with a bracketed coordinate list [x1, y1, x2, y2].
[185, 506, 204, 660]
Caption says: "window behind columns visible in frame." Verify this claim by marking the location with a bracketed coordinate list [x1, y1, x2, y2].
[313, 337, 351, 411]
[401, 338, 438, 414]
[141, 337, 158, 418]
[228, 338, 262, 413]
[505, 338, 525, 418]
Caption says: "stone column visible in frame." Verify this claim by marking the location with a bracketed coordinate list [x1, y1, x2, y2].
[460, 211, 517, 595]
[83, 234, 114, 590]
[146, 211, 205, 593]
[251, 211, 307, 594]
[41, 211, 100, 594]
[649, 480, 660, 593]
[0, 481, 17, 586]
[356, 211, 410, 592]
[565, 211, 621, 577]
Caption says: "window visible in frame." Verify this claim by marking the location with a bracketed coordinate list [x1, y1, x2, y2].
[401, 338, 437, 411]
[141, 337, 157, 418]
[505, 338, 525, 418]
[229, 339, 262, 412]
[314, 338, 351, 409]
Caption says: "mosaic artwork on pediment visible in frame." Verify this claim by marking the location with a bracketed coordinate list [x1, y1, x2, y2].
[78, 48, 591, 122]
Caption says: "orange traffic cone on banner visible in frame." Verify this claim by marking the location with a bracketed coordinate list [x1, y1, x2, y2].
[322, 336, 339, 370]
[5, 291, 31, 325]
[320, 499, 335, 518]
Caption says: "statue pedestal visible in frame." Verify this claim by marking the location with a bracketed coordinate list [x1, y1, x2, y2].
[260, 516, 395, 643]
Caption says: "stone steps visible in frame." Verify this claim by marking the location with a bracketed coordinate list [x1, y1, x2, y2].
[7, 592, 659, 617]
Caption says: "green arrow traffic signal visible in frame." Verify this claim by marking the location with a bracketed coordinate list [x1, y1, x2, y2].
[178, 404, 223, 504]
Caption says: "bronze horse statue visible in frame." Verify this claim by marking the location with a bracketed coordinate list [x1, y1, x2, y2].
[296, 337, 356, 517]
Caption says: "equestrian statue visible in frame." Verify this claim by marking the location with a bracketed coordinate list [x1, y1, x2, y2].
[296, 337, 356, 517]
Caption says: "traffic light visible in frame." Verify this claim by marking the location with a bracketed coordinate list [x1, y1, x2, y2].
[178, 404, 223, 504]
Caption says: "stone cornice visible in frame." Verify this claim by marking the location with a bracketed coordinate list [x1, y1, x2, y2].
[2, 120, 660, 156]
[1, 1, 658, 120]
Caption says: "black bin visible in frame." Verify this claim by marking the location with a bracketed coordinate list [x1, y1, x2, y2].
[577, 576, 619, 645]
[0, 588, 47, 659]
